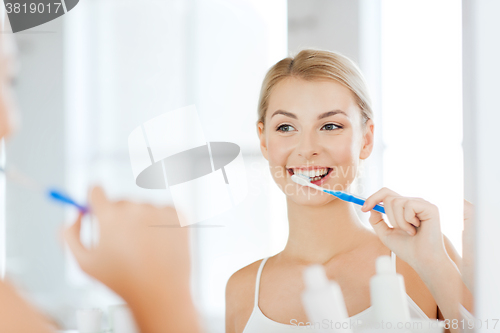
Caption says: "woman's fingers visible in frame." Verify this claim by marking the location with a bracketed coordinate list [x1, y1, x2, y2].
[361, 187, 400, 229]
[63, 213, 89, 269]
[393, 197, 415, 235]
[361, 187, 400, 212]
[368, 209, 392, 242]
[89, 186, 109, 217]
[362, 187, 421, 236]
[384, 196, 399, 229]
[404, 200, 421, 229]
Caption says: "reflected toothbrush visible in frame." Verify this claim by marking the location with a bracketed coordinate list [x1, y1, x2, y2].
[0, 165, 89, 213]
[291, 173, 385, 214]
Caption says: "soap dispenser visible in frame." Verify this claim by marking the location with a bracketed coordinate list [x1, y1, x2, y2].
[301, 264, 353, 333]
[370, 255, 411, 324]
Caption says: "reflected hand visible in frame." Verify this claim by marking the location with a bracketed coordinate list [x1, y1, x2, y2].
[62, 186, 191, 297]
[61, 186, 202, 333]
[361, 187, 447, 271]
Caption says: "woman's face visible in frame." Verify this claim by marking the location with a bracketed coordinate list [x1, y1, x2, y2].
[257, 77, 374, 205]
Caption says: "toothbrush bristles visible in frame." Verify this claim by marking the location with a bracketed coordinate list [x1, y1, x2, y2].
[295, 174, 311, 182]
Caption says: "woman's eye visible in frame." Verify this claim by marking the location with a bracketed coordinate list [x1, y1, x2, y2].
[322, 123, 341, 131]
[276, 124, 295, 132]
[276, 123, 342, 132]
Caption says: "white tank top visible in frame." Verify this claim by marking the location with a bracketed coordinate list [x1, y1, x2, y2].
[242, 251, 429, 332]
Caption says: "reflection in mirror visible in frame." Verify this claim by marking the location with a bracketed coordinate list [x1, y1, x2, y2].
[4, 0, 500, 332]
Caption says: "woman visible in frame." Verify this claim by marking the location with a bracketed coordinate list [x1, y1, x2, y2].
[225, 49, 472, 333]
[0, 32, 201, 333]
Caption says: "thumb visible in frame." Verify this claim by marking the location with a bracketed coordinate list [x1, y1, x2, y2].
[368, 210, 391, 241]
[63, 213, 90, 270]
[89, 185, 109, 216]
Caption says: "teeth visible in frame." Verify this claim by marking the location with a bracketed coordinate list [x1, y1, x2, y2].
[293, 168, 328, 178]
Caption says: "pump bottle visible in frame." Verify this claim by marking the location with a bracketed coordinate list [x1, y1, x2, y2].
[369, 255, 411, 323]
[301, 264, 353, 333]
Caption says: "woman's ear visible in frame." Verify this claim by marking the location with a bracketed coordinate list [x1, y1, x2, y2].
[257, 121, 269, 161]
[359, 118, 374, 160]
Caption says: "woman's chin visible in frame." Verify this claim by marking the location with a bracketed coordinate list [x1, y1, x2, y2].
[289, 195, 337, 207]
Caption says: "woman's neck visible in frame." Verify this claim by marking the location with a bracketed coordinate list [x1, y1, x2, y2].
[280, 196, 374, 265]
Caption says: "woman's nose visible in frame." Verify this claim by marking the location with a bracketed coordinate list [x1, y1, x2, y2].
[297, 132, 321, 160]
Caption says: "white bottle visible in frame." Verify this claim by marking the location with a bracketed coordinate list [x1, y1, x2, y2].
[108, 304, 139, 333]
[370, 255, 411, 324]
[301, 264, 353, 333]
[76, 308, 102, 333]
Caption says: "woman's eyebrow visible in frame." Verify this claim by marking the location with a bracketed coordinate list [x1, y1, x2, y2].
[270, 109, 348, 120]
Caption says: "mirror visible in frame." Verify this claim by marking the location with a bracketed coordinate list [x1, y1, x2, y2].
[2, 1, 490, 332]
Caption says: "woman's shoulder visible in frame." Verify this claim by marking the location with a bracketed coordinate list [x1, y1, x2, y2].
[226, 258, 265, 301]
[225, 258, 267, 333]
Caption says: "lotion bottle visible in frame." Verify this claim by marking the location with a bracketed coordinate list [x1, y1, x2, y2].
[370, 255, 411, 323]
[301, 264, 353, 333]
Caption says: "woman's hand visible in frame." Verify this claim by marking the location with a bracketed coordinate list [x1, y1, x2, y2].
[61, 186, 202, 333]
[62, 186, 191, 295]
[361, 187, 448, 271]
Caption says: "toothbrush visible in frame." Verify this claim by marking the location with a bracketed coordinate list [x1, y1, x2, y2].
[291, 173, 386, 214]
[0, 165, 89, 213]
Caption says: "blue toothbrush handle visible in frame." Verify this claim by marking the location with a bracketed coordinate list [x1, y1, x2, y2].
[347, 195, 366, 207]
[372, 204, 386, 214]
[349, 194, 386, 214]
[48, 188, 89, 213]
[325, 189, 386, 214]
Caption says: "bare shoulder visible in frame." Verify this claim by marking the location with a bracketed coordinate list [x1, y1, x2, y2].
[226, 259, 264, 304]
[225, 258, 265, 333]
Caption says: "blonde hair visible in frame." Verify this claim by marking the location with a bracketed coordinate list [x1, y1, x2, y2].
[257, 49, 373, 129]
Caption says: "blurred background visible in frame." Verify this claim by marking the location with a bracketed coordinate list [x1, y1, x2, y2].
[0, 0, 498, 332]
